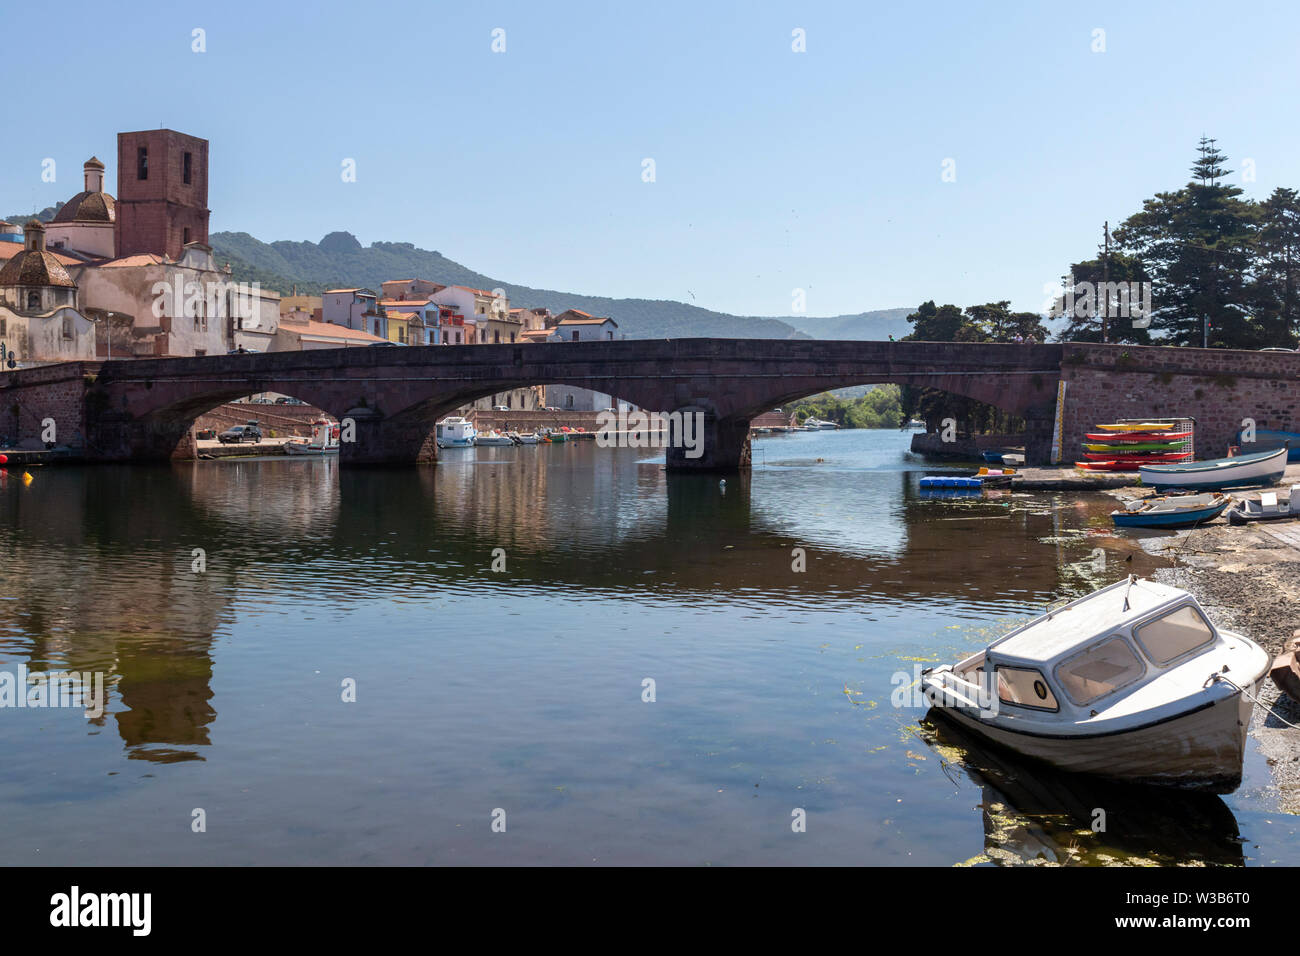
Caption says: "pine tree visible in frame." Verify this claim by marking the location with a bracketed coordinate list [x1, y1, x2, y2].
[1252, 187, 1300, 346]
[1112, 138, 1259, 347]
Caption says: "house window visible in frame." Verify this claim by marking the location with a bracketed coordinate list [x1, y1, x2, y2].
[62, 315, 73, 339]
[0, 318, 5, 337]
[183, 152, 192, 185]
[494, 331, 501, 344]
[137, 146, 148, 180]
[183, 227, 191, 245]
[565, 394, 574, 409]
[571, 331, 579, 341]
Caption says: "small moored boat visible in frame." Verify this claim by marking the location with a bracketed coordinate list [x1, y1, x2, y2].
[474, 430, 515, 446]
[435, 416, 476, 448]
[1139, 444, 1288, 491]
[920, 576, 1270, 792]
[284, 420, 340, 456]
[1226, 486, 1300, 525]
[1111, 492, 1231, 529]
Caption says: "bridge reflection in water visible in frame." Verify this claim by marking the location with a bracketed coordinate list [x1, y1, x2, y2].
[0, 432, 1266, 865]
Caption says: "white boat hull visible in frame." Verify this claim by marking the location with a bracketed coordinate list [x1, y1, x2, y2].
[924, 674, 1263, 792]
[1139, 447, 1288, 491]
[436, 439, 475, 448]
[284, 442, 339, 456]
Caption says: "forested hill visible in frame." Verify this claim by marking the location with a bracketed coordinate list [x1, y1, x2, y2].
[208, 230, 913, 341]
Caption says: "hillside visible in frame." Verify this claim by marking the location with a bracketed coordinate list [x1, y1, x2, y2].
[209, 230, 911, 341]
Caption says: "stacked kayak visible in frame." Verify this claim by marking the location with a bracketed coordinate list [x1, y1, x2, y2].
[1075, 422, 1193, 472]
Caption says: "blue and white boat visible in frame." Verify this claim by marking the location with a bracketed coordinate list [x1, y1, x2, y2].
[1234, 427, 1300, 462]
[1138, 445, 1288, 492]
[1111, 492, 1231, 529]
[435, 416, 476, 448]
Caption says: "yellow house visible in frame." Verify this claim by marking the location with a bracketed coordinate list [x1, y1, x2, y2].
[386, 310, 414, 344]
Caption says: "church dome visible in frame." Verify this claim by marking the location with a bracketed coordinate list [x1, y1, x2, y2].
[0, 221, 77, 289]
[51, 157, 115, 223]
[52, 191, 115, 223]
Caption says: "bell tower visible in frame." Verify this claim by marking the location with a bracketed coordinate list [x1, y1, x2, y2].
[114, 129, 210, 259]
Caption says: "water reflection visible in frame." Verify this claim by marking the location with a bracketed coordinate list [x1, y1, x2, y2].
[0, 431, 1259, 865]
[919, 712, 1244, 866]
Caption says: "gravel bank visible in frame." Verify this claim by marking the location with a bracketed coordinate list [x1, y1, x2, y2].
[1104, 488, 1300, 812]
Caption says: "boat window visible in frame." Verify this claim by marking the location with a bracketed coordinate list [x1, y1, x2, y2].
[994, 666, 1058, 711]
[1134, 604, 1215, 665]
[1055, 637, 1145, 705]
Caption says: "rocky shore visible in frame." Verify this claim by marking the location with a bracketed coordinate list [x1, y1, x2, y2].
[1104, 486, 1300, 812]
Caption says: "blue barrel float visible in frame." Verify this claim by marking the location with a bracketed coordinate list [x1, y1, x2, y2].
[919, 476, 983, 490]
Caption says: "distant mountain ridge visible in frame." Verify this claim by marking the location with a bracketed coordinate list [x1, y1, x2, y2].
[208, 230, 914, 341]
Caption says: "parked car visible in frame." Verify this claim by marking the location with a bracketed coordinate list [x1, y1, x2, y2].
[368, 341, 398, 347]
[218, 424, 263, 444]
[492, 405, 509, 411]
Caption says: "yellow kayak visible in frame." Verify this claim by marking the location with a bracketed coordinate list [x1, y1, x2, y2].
[1094, 422, 1175, 432]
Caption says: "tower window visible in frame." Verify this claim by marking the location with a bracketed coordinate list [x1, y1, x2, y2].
[183, 152, 192, 185]
[183, 227, 191, 245]
[27, 291, 40, 310]
[137, 146, 148, 180]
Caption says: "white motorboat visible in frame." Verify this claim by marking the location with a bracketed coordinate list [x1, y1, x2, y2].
[803, 417, 839, 430]
[284, 420, 340, 455]
[435, 417, 476, 448]
[512, 432, 541, 445]
[474, 430, 515, 446]
[920, 576, 1270, 792]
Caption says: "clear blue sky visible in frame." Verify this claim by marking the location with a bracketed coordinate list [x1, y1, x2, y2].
[6, 0, 1299, 318]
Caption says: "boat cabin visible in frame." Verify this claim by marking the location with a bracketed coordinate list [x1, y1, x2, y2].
[951, 578, 1229, 720]
[435, 416, 476, 447]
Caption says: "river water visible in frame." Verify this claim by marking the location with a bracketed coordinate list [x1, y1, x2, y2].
[0, 428, 1295, 865]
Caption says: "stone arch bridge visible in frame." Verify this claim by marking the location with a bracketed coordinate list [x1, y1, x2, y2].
[4, 339, 1296, 469]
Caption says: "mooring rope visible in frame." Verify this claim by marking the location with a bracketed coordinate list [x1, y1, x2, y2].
[1210, 673, 1300, 730]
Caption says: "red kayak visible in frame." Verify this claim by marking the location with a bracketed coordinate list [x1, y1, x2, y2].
[1082, 451, 1192, 463]
[1084, 430, 1193, 442]
[1076, 460, 1143, 472]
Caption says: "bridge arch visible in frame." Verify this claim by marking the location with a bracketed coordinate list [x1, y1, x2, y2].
[75, 340, 1064, 468]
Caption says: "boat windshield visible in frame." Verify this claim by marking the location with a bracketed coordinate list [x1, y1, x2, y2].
[1134, 604, 1215, 665]
[995, 666, 1059, 711]
[1055, 636, 1145, 706]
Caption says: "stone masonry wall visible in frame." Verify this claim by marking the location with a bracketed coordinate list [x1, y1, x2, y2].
[0, 362, 91, 448]
[1061, 344, 1300, 461]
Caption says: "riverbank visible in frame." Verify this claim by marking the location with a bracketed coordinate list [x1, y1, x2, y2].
[1099, 482, 1300, 813]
